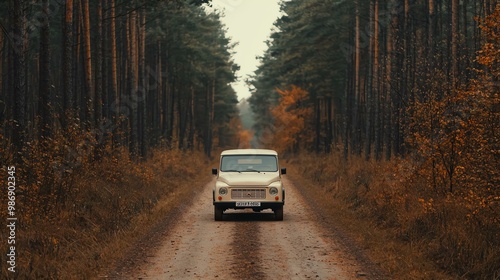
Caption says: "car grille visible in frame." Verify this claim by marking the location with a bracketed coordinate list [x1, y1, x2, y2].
[231, 188, 266, 199]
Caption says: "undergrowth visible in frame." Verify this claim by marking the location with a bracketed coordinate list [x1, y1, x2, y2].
[288, 152, 499, 280]
[0, 130, 209, 279]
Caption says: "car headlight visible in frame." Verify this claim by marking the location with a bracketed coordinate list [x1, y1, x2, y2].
[219, 187, 228, 196]
[269, 187, 279, 196]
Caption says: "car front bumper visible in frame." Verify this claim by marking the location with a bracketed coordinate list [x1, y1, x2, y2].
[213, 201, 284, 210]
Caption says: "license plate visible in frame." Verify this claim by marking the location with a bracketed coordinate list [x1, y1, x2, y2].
[236, 201, 261, 207]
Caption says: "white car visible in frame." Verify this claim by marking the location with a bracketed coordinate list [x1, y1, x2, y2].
[212, 149, 286, 221]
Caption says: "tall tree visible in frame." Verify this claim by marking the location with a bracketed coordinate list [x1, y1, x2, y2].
[1, 0, 238, 164]
[451, 0, 459, 85]
[62, 0, 74, 128]
[110, 0, 119, 126]
[95, 0, 103, 125]
[138, 9, 147, 158]
[11, 0, 26, 153]
[82, 0, 94, 128]
[39, 0, 51, 139]
[353, 0, 361, 156]
[127, 9, 138, 157]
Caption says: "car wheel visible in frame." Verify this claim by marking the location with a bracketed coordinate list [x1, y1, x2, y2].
[274, 206, 283, 221]
[214, 206, 223, 221]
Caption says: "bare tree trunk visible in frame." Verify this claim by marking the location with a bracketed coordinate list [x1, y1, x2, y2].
[343, 56, 352, 161]
[373, 0, 382, 161]
[75, 1, 83, 121]
[429, 0, 435, 58]
[205, 71, 215, 157]
[0, 29, 3, 126]
[95, 0, 103, 125]
[39, 0, 52, 139]
[188, 85, 195, 150]
[451, 0, 459, 86]
[353, 0, 361, 156]
[138, 10, 147, 158]
[325, 97, 333, 153]
[153, 39, 162, 146]
[62, 0, 73, 129]
[178, 82, 186, 150]
[166, 64, 174, 147]
[385, 0, 397, 160]
[365, 0, 376, 160]
[12, 0, 27, 153]
[110, 0, 118, 126]
[102, 0, 110, 121]
[128, 10, 138, 158]
[82, 0, 94, 128]
[314, 97, 321, 153]
[462, 0, 469, 79]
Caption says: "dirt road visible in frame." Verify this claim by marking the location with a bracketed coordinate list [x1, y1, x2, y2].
[126, 177, 370, 279]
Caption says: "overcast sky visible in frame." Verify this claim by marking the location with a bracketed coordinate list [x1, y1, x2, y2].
[208, 0, 282, 101]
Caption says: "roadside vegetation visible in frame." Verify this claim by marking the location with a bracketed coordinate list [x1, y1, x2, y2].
[0, 1, 239, 278]
[0, 132, 209, 278]
[1, 0, 497, 278]
[287, 153, 498, 279]
[250, 2, 499, 279]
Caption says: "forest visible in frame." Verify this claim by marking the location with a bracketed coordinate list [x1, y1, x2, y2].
[0, 0, 243, 162]
[0, 0, 498, 278]
[0, 0, 245, 277]
[249, 0, 498, 278]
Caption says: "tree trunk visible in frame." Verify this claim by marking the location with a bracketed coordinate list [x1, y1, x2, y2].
[365, 0, 376, 160]
[188, 85, 195, 150]
[428, 0, 435, 58]
[82, 0, 94, 128]
[0, 28, 3, 126]
[314, 97, 321, 153]
[451, 0, 459, 86]
[39, 0, 52, 139]
[75, 1, 83, 121]
[326, 97, 333, 153]
[62, 0, 73, 128]
[138, 10, 147, 158]
[205, 73, 215, 157]
[373, 0, 382, 161]
[153, 39, 162, 146]
[178, 82, 186, 150]
[353, 0, 361, 156]
[128, 10, 138, 158]
[385, 0, 397, 160]
[343, 57, 352, 161]
[12, 0, 27, 153]
[110, 0, 119, 126]
[95, 0, 103, 125]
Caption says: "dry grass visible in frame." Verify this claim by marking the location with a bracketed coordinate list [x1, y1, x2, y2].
[0, 143, 210, 279]
[286, 152, 499, 280]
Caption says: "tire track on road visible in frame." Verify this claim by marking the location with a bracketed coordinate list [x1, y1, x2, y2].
[124, 175, 371, 279]
[230, 221, 265, 280]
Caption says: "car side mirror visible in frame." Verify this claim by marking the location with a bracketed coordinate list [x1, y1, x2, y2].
[212, 168, 218, 175]
[281, 168, 286, 175]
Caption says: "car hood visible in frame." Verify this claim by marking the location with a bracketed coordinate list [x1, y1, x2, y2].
[218, 172, 280, 186]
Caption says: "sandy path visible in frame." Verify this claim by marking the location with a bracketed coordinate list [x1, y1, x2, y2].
[128, 177, 367, 279]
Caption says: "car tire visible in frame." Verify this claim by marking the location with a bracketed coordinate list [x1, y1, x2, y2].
[214, 206, 223, 221]
[274, 205, 283, 221]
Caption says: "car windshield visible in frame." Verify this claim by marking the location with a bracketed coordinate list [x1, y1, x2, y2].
[221, 155, 278, 172]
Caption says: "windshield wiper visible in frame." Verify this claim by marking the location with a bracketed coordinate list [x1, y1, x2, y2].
[244, 169, 261, 173]
[223, 169, 241, 173]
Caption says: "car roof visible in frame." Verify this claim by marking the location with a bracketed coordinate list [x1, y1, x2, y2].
[220, 149, 278, 156]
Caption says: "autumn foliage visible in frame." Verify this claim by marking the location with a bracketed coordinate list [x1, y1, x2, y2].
[408, 6, 499, 213]
[289, 8, 500, 279]
[270, 85, 313, 154]
[0, 130, 209, 278]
